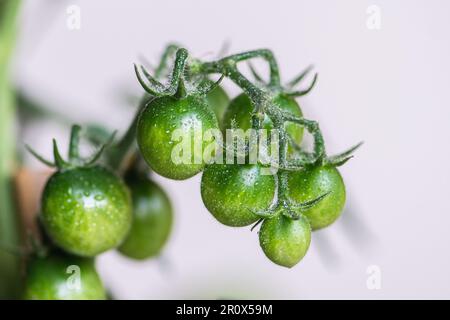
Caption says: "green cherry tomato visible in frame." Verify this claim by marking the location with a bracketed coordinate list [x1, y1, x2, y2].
[205, 83, 229, 126]
[137, 95, 219, 180]
[222, 93, 304, 144]
[287, 165, 346, 230]
[201, 163, 275, 227]
[24, 252, 106, 300]
[119, 175, 173, 260]
[41, 166, 132, 257]
[259, 213, 311, 268]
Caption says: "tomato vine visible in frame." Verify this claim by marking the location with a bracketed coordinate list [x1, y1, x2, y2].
[123, 44, 362, 267]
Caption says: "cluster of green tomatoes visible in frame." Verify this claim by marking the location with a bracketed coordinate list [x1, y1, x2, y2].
[23, 130, 173, 299]
[22, 44, 360, 299]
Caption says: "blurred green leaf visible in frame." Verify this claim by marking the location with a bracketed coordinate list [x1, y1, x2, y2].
[0, 0, 23, 299]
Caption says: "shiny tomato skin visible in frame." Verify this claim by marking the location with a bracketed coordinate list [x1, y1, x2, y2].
[137, 95, 219, 180]
[119, 176, 173, 260]
[205, 83, 230, 127]
[201, 163, 276, 227]
[24, 252, 106, 300]
[287, 165, 346, 230]
[41, 166, 132, 257]
[259, 213, 311, 268]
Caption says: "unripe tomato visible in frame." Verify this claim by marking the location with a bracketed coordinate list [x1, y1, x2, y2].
[201, 163, 275, 227]
[205, 83, 229, 126]
[222, 93, 304, 144]
[23, 252, 106, 300]
[137, 95, 219, 180]
[287, 165, 346, 230]
[119, 175, 173, 259]
[41, 166, 132, 257]
[259, 213, 311, 268]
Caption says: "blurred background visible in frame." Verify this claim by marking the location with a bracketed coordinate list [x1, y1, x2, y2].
[2, 0, 450, 299]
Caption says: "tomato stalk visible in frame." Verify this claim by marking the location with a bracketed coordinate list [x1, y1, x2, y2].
[154, 43, 180, 79]
[120, 44, 331, 219]
[85, 44, 186, 172]
[117, 44, 361, 267]
[189, 49, 333, 219]
[105, 96, 148, 170]
[112, 45, 357, 220]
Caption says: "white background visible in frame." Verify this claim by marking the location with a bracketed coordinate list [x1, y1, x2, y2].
[14, 0, 450, 299]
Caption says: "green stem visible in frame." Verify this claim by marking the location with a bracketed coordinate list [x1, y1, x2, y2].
[279, 114, 326, 161]
[107, 48, 187, 170]
[169, 48, 188, 97]
[191, 48, 327, 215]
[68, 125, 81, 161]
[197, 54, 269, 131]
[0, 0, 22, 299]
[106, 97, 149, 170]
[194, 49, 326, 160]
[198, 50, 273, 102]
[208, 49, 280, 87]
[154, 43, 179, 79]
[132, 45, 328, 219]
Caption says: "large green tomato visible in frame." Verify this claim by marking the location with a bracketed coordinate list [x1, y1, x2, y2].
[201, 163, 276, 227]
[137, 95, 219, 180]
[119, 175, 173, 260]
[259, 213, 311, 268]
[41, 166, 132, 257]
[222, 93, 304, 144]
[287, 165, 346, 230]
[24, 252, 106, 300]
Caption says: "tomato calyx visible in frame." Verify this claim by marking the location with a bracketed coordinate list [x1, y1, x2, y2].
[325, 141, 364, 167]
[135, 47, 224, 100]
[26, 124, 116, 170]
[248, 191, 330, 223]
[249, 62, 318, 99]
[288, 140, 364, 169]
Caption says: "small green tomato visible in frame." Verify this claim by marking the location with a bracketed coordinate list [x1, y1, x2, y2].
[259, 213, 311, 268]
[222, 92, 304, 145]
[24, 252, 106, 300]
[205, 83, 230, 126]
[287, 165, 346, 230]
[201, 163, 275, 227]
[119, 175, 173, 260]
[41, 166, 132, 257]
[137, 95, 219, 180]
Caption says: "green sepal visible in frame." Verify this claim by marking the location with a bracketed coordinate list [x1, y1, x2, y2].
[25, 145, 55, 167]
[134, 64, 165, 97]
[134, 48, 189, 99]
[248, 61, 265, 84]
[287, 73, 318, 97]
[27, 125, 118, 171]
[326, 141, 363, 167]
[52, 139, 70, 169]
[286, 65, 313, 88]
[84, 130, 117, 166]
[250, 218, 264, 232]
[196, 75, 224, 96]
